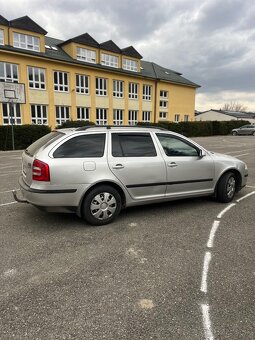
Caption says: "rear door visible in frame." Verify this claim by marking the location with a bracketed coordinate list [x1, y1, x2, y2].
[108, 132, 167, 200]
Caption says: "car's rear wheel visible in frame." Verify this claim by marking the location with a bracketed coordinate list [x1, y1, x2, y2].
[232, 131, 237, 136]
[82, 185, 121, 226]
[252, 131, 255, 136]
[216, 172, 236, 203]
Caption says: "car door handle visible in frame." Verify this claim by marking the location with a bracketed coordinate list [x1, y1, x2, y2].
[167, 162, 178, 168]
[112, 164, 124, 169]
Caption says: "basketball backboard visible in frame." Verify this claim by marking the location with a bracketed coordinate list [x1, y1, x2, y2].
[0, 82, 26, 104]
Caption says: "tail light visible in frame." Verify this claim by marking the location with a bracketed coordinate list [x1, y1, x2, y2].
[32, 159, 50, 182]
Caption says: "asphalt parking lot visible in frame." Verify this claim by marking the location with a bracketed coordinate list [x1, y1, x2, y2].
[0, 135, 254, 340]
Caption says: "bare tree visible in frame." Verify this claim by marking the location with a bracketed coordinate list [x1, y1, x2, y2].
[222, 102, 247, 112]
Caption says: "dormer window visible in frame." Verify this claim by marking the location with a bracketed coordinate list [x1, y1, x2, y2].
[101, 53, 118, 68]
[13, 32, 40, 52]
[77, 47, 96, 63]
[0, 30, 4, 45]
[123, 58, 138, 72]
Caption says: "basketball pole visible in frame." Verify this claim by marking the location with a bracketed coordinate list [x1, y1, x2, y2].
[10, 99, 15, 150]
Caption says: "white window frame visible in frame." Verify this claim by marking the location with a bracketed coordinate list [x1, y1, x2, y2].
[56, 106, 70, 125]
[174, 114, 180, 122]
[113, 80, 124, 98]
[101, 53, 118, 68]
[184, 115, 189, 122]
[76, 74, 89, 94]
[28, 67, 46, 90]
[54, 71, 69, 92]
[2, 103, 22, 125]
[128, 110, 138, 125]
[96, 108, 107, 125]
[0, 62, 19, 83]
[129, 82, 138, 99]
[13, 32, 40, 52]
[77, 47, 96, 63]
[0, 29, 4, 45]
[96, 78, 107, 96]
[123, 58, 138, 72]
[143, 85, 152, 101]
[31, 105, 48, 125]
[159, 112, 167, 119]
[77, 107, 90, 121]
[160, 100, 168, 108]
[142, 111, 151, 122]
[160, 90, 168, 98]
[113, 109, 123, 125]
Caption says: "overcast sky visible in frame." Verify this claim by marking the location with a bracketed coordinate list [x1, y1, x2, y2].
[1, 0, 255, 111]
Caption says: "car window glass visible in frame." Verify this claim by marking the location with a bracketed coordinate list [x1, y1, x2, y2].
[156, 134, 198, 157]
[112, 133, 157, 157]
[53, 133, 105, 158]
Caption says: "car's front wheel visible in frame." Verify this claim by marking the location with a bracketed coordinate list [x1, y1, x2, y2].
[82, 185, 122, 226]
[232, 131, 237, 136]
[216, 172, 236, 203]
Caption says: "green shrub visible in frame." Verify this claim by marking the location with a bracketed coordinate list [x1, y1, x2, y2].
[57, 120, 95, 129]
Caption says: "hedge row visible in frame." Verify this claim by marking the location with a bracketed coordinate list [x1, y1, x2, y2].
[0, 120, 251, 150]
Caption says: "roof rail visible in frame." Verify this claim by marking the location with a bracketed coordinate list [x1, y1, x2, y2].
[76, 125, 168, 131]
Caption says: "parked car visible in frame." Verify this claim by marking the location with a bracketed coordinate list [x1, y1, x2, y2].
[232, 124, 255, 135]
[14, 126, 248, 225]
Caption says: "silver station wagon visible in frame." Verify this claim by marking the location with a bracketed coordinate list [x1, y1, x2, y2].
[14, 126, 248, 225]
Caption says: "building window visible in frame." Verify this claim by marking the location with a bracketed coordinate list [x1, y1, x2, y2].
[96, 108, 107, 125]
[56, 106, 70, 125]
[160, 100, 167, 108]
[174, 114, 180, 122]
[31, 105, 48, 124]
[76, 74, 89, 94]
[54, 71, 68, 92]
[159, 112, 167, 119]
[77, 47, 96, 63]
[143, 85, 152, 101]
[142, 111, 151, 122]
[184, 115, 189, 122]
[128, 110, 138, 125]
[13, 32, 40, 52]
[113, 80, 124, 98]
[28, 67, 46, 89]
[77, 107, 90, 121]
[101, 53, 118, 68]
[0, 62, 18, 83]
[129, 83, 138, 99]
[160, 90, 168, 98]
[113, 109, 123, 125]
[96, 78, 107, 96]
[2, 103, 21, 125]
[0, 29, 4, 45]
[123, 58, 138, 72]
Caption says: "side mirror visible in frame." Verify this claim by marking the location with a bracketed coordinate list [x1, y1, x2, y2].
[199, 149, 206, 158]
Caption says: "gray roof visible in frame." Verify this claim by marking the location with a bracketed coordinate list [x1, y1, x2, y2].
[100, 40, 122, 54]
[121, 46, 143, 59]
[58, 33, 99, 48]
[196, 109, 255, 118]
[9, 15, 47, 35]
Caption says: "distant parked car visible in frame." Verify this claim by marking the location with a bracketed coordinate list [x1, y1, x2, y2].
[232, 124, 255, 136]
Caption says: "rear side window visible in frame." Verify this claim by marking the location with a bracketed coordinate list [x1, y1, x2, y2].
[53, 133, 105, 158]
[112, 133, 157, 157]
[26, 132, 63, 156]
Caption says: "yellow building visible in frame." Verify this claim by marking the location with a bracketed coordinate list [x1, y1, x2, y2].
[0, 15, 200, 127]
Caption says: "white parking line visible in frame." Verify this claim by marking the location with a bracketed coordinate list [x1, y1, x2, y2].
[0, 189, 19, 194]
[207, 221, 220, 248]
[236, 191, 255, 202]
[201, 304, 214, 340]
[225, 148, 254, 154]
[200, 251, 212, 294]
[0, 171, 20, 176]
[232, 153, 249, 158]
[217, 203, 236, 219]
[0, 165, 20, 170]
[0, 201, 17, 207]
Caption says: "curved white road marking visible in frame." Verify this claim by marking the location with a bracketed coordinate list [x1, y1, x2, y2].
[217, 203, 236, 219]
[236, 191, 255, 202]
[246, 186, 255, 189]
[0, 201, 17, 207]
[201, 304, 214, 340]
[233, 153, 249, 158]
[0, 189, 19, 194]
[201, 251, 212, 293]
[207, 220, 220, 248]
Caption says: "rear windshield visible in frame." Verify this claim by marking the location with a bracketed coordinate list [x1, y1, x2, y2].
[26, 131, 63, 156]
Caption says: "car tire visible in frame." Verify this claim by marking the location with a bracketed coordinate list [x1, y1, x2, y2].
[232, 131, 237, 136]
[216, 172, 236, 203]
[253, 131, 255, 136]
[82, 185, 122, 226]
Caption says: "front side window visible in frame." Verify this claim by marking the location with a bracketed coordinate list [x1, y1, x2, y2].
[142, 111, 151, 122]
[76, 74, 89, 94]
[128, 110, 138, 125]
[101, 53, 118, 68]
[0, 29, 4, 45]
[53, 134, 106, 158]
[54, 71, 68, 92]
[112, 133, 157, 157]
[0, 62, 18, 83]
[56, 106, 70, 125]
[143, 85, 152, 101]
[157, 134, 199, 157]
[31, 105, 48, 125]
[2, 103, 21, 125]
[113, 109, 123, 125]
[129, 82, 138, 99]
[77, 47, 96, 63]
[123, 58, 138, 72]
[13, 32, 40, 51]
[77, 107, 90, 121]
[28, 67, 46, 89]
[113, 80, 123, 98]
[96, 78, 107, 96]
[96, 108, 107, 125]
